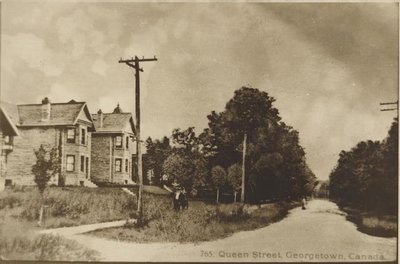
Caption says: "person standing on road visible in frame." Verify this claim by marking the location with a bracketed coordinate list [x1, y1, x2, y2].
[301, 197, 307, 210]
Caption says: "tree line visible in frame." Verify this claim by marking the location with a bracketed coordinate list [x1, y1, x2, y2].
[145, 87, 317, 203]
[329, 118, 398, 215]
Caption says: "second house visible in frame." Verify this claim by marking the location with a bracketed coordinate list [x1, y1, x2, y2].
[91, 104, 136, 185]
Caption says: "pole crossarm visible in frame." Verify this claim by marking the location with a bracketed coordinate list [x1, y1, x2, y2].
[119, 55, 158, 64]
[380, 101, 398, 106]
[381, 108, 398, 112]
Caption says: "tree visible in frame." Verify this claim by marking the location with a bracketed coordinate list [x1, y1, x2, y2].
[32, 145, 60, 226]
[145, 136, 171, 185]
[171, 127, 199, 152]
[209, 87, 281, 202]
[226, 163, 242, 202]
[329, 118, 398, 215]
[162, 152, 207, 190]
[205, 87, 316, 203]
[211, 165, 227, 203]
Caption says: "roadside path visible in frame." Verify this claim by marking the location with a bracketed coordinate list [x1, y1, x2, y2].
[42, 200, 397, 262]
[39, 220, 126, 237]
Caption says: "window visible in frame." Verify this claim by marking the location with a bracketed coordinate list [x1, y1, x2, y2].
[66, 155, 75, 172]
[115, 158, 122, 172]
[125, 159, 129, 172]
[80, 156, 85, 172]
[115, 136, 122, 148]
[85, 157, 89, 178]
[126, 136, 129, 149]
[5, 179, 12, 187]
[67, 128, 75, 143]
[81, 128, 86, 145]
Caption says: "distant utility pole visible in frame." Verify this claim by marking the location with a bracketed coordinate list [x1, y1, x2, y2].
[119, 55, 157, 223]
[380, 100, 399, 116]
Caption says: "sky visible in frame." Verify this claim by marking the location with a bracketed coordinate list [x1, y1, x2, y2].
[1, 2, 398, 180]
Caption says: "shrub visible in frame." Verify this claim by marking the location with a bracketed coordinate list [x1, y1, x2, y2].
[0, 195, 22, 210]
[215, 203, 248, 222]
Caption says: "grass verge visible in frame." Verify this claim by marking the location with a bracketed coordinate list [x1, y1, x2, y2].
[0, 186, 136, 228]
[0, 186, 136, 260]
[87, 193, 299, 243]
[342, 206, 397, 238]
[0, 207, 99, 261]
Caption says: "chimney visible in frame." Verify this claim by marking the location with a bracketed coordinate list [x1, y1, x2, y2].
[41, 97, 51, 122]
[97, 109, 103, 128]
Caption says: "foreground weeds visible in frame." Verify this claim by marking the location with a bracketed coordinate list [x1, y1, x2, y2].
[0, 186, 136, 228]
[0, 186, 135, 260]
[89, 193, 299, 243]
[0, 206, 99, 261]
[343, 206, 397, 237]
[0, 234, 99, 261]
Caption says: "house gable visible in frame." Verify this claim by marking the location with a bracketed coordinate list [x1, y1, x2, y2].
[75, 104, 94, 126]
[0, 106, 19, 136]
[125, 116, 136, 135]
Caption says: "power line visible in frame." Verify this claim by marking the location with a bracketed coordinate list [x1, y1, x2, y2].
[380, 100, 398, 113]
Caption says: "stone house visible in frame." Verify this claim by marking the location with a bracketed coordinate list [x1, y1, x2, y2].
[0, 102, 20, 189]
[0, 98, 96, 187]
[91, 104, 136, 185]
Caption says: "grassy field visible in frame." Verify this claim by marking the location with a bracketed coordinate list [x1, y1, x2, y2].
[88, 192, 300, 243]
[0, 186, 137, 260]
[342, 206, 397, 237]
[0, 205, 99, 261]
[0, 186, 136, 228]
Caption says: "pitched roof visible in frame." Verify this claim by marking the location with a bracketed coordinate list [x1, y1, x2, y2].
[0, 102, 20, 136]
[1, 101, 20, 125]
[92, 112, 135, 134]
[0, 100, 94, 127]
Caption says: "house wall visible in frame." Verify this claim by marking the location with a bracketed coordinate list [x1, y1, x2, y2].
[113, 132, 136, 184]
[62, 123, 91, 186]
[5, 127, 59, 185]
[5, 123, 91, 186]
[0, 130, 6, 181]
[90, 134, 111, 183]
[91, 132, 135, 184]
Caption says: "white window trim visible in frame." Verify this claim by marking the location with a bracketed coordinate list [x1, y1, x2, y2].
[115, 158, 122, 172]
[66, 155, 75, 172]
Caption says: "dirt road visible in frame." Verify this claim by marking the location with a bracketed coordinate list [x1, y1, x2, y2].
[45, 199, 397, 262]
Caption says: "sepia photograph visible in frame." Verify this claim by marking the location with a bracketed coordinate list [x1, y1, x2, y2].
[0, 1, 398, 262]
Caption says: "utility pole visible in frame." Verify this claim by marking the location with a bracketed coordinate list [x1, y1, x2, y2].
[119, 55, 157, 224]
[241, 133, 247, 203]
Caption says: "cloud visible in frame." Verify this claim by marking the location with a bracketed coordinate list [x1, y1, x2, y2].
[55, 8, 115, 59]
[91, 59, 109, 76]
[2, 33, 63, 77]
[40, 83, 81, 104]
[1, 2, 397, 180]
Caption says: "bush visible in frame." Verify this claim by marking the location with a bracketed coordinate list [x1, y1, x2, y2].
[0, 195, 22, 210]
[215, 203, 248, 222]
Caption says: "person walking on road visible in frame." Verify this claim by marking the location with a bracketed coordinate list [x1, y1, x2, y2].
[301, 197, 307, 210]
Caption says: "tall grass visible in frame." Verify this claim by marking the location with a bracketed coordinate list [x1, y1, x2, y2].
[0, 186, 137, 228]
[89, 193, 298, 243]
[0, 234, 99, 261]
[0, 206, 99, 261]
[343, 206, 397, 237]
